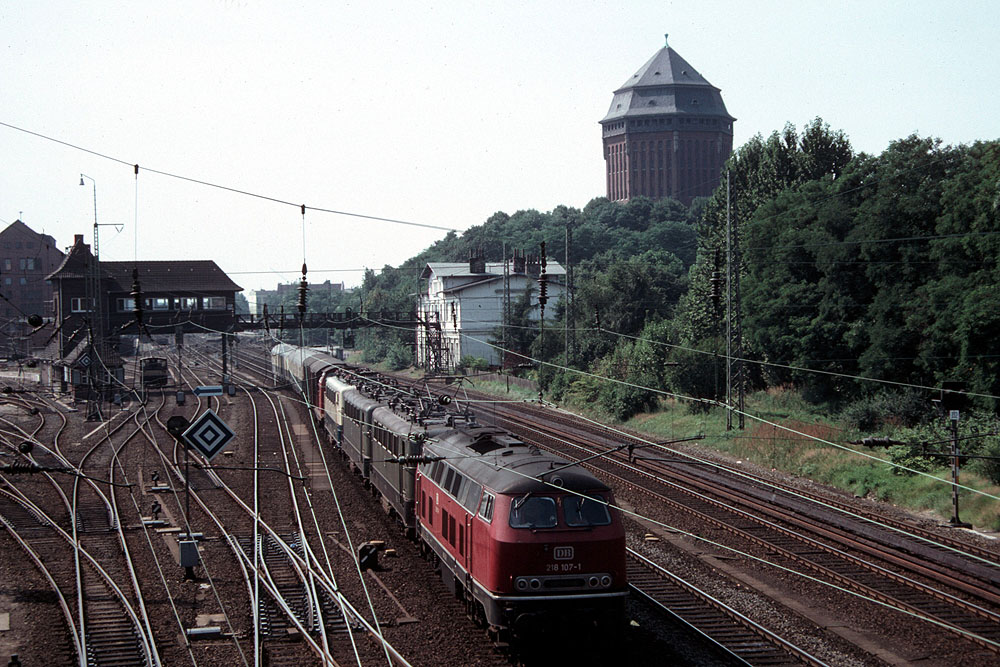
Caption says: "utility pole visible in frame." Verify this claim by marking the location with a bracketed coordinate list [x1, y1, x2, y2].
[726, 171, 745, 430]
[948, 412, 970, 527]
[80, 174, 105, 420]
[221, 331, 228, 386]
[176, 325, 184, 402]
[940, 380, 972, 528]
[503, 244, 510, 370]
[564, 222, 572, 365]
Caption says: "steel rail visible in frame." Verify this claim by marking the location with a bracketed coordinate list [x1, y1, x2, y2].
[163, 353, 361, 666]
[627, 548, 827, 667]
[184, 345, 376, 666]
[2, 393, 159, 665]
[0, 500, 83, 660]
[489, 408, 1000, 653]
[0, 485, 153, 665]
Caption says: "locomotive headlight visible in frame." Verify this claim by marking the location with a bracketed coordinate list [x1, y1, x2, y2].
[588, 576, 600, 588]
[515, 578, 529, 591]
[529, 578, 541, 590]
[600, 575, 612, 588]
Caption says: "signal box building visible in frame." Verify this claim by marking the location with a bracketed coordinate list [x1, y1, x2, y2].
[416, 252, 565, 371]
[601, 36, 735, 204]
[46, 234, 243, 361]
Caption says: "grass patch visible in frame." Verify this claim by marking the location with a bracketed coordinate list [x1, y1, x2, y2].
[470, 381, 1000, 531]
[464, 378, 539, 403]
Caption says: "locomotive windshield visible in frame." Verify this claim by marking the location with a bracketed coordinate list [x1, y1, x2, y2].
[564, 494, 612, 527]
[509, 496, 558, 529]
[508, 493, 613, 529]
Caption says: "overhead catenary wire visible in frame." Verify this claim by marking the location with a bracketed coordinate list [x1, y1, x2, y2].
[0, 119, 460, 234]
[257, 341, 1000, 649]
[365, 317, 1000, 502]
[495, 461, 1000, 649]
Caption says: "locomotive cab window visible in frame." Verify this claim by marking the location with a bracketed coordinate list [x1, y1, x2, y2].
[461, 482, 482, 512]
[563, 494, 612, 527]
[478, 492, 494, 522]
[509, 496, 557, 529]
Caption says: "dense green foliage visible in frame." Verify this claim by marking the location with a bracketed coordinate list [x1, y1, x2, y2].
[351, 119, 999, 432]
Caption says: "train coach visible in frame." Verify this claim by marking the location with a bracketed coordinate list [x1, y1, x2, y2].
[269, 343, 628, 641]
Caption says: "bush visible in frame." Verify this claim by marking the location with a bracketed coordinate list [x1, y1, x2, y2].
[841, 398, 886, 433]
[841, 390, 933, 433]
[456, 356, 488, 372]
[595, 342, 660, 420]
[886, 444, 935, 476]
[975, 438, 1000, 485]
[384, 342, 412, 371]
[663, 339, 722, 413]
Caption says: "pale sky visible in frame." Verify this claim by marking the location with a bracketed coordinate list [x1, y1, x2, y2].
[1, 1, 997, 291]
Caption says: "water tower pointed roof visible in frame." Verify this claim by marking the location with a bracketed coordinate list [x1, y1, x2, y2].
[601, 37, 734, 124]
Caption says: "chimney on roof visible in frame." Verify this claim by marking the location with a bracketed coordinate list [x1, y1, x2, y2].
[512, 249, 526, 274]
[74, 234, 83, 245]
[525, 252, 541, 277]
[469, 247, 486, 274]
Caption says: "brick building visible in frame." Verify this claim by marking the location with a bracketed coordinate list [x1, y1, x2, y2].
[248, 279, 344, 316]
[601, 35, 735, 204]
[0, 220, 64, 321]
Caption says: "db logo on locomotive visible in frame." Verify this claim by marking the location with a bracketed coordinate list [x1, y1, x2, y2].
[553, 546, 574, 560]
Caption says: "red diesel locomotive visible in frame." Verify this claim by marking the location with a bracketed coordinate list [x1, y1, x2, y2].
[417, 423, 628, 638]
[270, 344, 628, 640]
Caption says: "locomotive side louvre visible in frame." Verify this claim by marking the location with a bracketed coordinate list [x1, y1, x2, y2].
[368, 407, 451, 529]
[341, 388, 379, 479]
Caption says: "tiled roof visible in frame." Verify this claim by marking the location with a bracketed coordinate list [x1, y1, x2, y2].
[101, 261, 242, 293]
[46, 236, 242, 292]
[601, 42, 734, 124]
[46, 237, 92, 280]
[421, 261, 566, 280]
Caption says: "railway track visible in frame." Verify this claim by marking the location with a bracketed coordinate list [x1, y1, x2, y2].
[162, 344, 411, 665]
[0, 390, 159, 666]
[231, 342, 842, 663]
[627, 548, 823, 666]
[442, 387, 1000, 654]
[0, 489, 151, 666]
[502, 399, 1000, 597]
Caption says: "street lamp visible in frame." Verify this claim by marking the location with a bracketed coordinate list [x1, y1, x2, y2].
[79, 174, 104, 419]
[78, 174, 101, 331]
[79, 174, 98, 256]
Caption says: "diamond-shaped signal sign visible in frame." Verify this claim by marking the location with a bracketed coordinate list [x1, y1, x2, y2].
[78, 353, 91, 368]
[182, 409, 235, 462]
